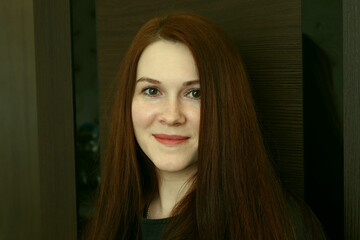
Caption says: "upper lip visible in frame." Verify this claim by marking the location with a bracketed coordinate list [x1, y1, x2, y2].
[153, 134, 190, 140]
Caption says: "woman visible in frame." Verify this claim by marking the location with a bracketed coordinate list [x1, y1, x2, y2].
[85, 13, 324, 239]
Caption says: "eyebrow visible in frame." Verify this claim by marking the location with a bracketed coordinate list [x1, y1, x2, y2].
[136, 77, 200, 86]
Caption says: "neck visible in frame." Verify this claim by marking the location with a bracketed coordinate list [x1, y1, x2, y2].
[147, 163, 197, 219]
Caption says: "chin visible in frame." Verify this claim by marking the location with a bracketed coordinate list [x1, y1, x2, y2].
[153, 157, 197, 174]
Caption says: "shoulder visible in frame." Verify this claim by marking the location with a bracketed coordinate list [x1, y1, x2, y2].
[286, 195, 327, 240]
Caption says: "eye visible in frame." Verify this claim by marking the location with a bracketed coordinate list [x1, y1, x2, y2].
[142, 87, 161, 97]
[186, 89, 201, 99]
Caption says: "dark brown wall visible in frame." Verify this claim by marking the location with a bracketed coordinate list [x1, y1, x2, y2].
[97, 0, 304, 197]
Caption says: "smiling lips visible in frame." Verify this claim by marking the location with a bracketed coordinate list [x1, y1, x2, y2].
[153, 134, 190, 146]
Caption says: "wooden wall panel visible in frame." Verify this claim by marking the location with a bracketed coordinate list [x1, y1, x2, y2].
[33, 0, 77, 239]
[0, 1, 41, 239]
[344, 0, 360, 238]
[1, 0, 77, 239]
[97, 0, 303, 197]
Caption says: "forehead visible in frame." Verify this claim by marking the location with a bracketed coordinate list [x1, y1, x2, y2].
[136, 40, 198, 82]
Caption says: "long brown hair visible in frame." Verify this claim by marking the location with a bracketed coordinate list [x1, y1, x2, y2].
[84, 13, 317, 240]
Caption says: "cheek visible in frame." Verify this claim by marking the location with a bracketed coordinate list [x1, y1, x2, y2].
[186, 107, 201, 133]
[131, 101, 157, 130]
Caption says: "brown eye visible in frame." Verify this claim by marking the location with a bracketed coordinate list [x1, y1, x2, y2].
[188, 89, 201, 99]
[143, 87, 160, 96]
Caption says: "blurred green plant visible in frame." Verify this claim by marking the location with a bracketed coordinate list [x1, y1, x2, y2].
[75, 122, 100, 237]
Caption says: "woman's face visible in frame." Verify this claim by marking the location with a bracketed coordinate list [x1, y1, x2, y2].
[132, 40, 200, 174]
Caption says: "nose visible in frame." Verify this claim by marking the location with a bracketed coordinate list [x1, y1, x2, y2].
[158, 98, 186, 126]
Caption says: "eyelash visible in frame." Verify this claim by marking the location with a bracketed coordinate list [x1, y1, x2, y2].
[141, 87, 201, 100]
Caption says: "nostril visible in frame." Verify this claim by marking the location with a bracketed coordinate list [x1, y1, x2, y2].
[159, 108, 185, 126]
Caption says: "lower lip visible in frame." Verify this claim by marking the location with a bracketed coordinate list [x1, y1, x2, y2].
[154, 136, 189, 146]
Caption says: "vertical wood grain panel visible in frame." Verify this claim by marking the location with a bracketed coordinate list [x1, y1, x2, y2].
[0, 1, 41, 239]
[97, 0, 303, 196]
[33, 0, 77, 239]
[344, 0, 360, 239]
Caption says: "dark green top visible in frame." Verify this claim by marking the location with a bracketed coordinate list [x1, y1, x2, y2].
[140, 217, 168, 240]
[140, 216, 305, 240]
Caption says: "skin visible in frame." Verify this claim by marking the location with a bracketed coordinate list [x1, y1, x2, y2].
[132, 40, 200, 219]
